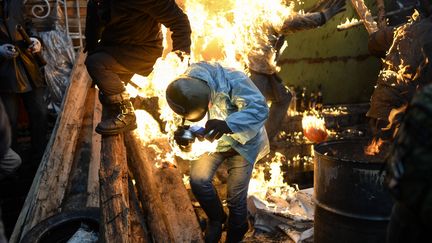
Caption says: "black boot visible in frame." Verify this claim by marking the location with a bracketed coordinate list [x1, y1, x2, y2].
[225, 222, 249, 243]
[96, 92, 137, 135]
[198, 198, 227, 243]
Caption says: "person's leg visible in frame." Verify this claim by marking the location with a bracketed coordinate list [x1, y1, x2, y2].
[0, 148, 22, 181]
[21, 88, 48, 161]
[0, 94, 19, 150]
[85, 51, 133, 96]
[190, 152, 227, 243]
[249, 72, 291, 141]
[265, 74, 291, 140]
[85, 52, 136, 135]
[224, 151, 254, 243]
[0, 207, 6, 243]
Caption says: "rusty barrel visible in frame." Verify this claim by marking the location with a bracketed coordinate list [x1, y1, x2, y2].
[313, 139, 394, 243]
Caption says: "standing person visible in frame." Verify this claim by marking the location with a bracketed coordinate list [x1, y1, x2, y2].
[0, 99, 21, 243]
[0, 100, 21, 181]
[248, 0, 346, 141]
[84, 0, 191, 135]
[0, 0, 48, 162]
[366, 2, 432, 139]
[166, 61, 269, 243]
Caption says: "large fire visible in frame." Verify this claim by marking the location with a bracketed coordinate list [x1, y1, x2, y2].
[126, 0, 299, 159]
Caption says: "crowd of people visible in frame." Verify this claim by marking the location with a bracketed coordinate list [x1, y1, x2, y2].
[0, 0, 431, 242]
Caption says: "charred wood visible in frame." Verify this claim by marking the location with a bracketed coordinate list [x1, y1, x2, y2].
[99, 133, 130, 243]
[124, 132, 204, 243]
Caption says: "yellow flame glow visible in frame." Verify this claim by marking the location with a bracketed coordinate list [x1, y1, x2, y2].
[126, 0, 298, 159]
[249, 152, 297, 201]
[185, 0, 294, 70]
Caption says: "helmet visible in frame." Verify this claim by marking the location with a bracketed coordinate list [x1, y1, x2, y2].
[166, 77, 210, 122]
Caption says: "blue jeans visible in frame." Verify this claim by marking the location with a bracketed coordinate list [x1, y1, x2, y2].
[190, 149, 253, 227]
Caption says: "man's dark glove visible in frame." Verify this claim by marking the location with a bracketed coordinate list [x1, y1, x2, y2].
[174, 126, 194, 151]
[204, 119, 232, 141]
[321, 0, 346, 21]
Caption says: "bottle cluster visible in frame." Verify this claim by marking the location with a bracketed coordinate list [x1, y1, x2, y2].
[288, 84, 323, 115]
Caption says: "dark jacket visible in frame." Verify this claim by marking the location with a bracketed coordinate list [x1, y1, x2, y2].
[0, 0, 45, 93]
[0, 100, 10, 158]
[85, 0, 191, 75]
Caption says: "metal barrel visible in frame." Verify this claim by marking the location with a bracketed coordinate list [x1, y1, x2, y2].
[313, 139, 394, 243]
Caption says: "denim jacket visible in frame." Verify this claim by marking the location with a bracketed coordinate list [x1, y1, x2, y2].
[184, 61, 270, 164]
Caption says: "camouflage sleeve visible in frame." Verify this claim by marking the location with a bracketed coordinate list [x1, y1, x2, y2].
[278, 12, 325, 35]
[387, 84, 432, 226]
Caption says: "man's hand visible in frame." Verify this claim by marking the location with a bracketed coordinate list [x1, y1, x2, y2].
[0, 44, 18, 59]
[204, 119, 232, 141]
[173, 126, 195, 152]
[321, 0, 346, 21]
[28, 37, 42, 53]
[174, 126, 192, 146]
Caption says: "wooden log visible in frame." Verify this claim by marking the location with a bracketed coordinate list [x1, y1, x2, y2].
[376, 0, 387, 29]
[99, 133, 130, 243]
[124, 131, 204, 243]
[87, 91, 102, 208]
[62, 88, 99, 210]
[128, 178, 150, 243]
[10, 50, 92, 243]
[350, 0, 379, 35]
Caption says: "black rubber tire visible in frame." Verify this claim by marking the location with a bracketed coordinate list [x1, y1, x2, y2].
[20, 207, 100, 243]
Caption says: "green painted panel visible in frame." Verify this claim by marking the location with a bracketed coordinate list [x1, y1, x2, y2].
[279, 0, 383, 104]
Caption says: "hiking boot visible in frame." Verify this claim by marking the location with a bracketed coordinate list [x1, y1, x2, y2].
[96, 92, 137, 135]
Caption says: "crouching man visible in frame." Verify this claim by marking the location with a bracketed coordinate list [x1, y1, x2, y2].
[165, 62, 270, 243]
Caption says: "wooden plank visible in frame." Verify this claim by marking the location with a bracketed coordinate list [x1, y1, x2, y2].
[99, 133, 130, 243]
[376, 0, 387, 29]
[124, 132, 204, 243]
[61, 88, 97, 211]
[87, 91, 102, 208]
[10, 50, 92, 242]
[350, 0, 379, 35]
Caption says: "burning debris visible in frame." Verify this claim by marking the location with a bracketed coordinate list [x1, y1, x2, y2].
[248, 153, 314, 242]
[336, 17, 360, 30]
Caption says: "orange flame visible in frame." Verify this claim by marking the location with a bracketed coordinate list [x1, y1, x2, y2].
[248, 152, 297, 201]
[302, 114, 328, 143]
[383, 104, 408, 137]
[364, 137, 384, 156]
